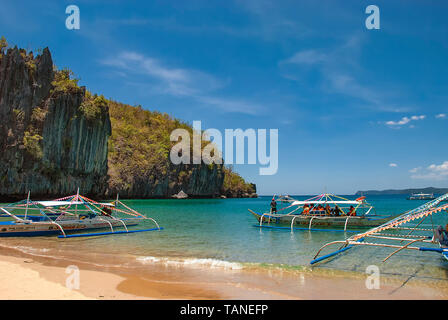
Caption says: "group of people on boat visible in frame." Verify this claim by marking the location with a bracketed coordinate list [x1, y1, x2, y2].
[270, 198, 357, 217]
[301, 204, 357, 216]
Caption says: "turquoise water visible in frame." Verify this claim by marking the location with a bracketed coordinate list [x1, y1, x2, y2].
[2, 195, 448, 281]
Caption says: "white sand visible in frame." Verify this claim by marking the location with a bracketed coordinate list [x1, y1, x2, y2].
[0, 252, 447, 300]
[0, 258, 89, 299]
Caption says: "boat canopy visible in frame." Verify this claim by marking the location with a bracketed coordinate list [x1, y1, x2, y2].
[36, 201, 115, 207]
[286, 193, 367, 207]
[291, 200, 361, 206]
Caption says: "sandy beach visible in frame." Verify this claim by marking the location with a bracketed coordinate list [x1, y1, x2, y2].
[0, 245, 447, 300]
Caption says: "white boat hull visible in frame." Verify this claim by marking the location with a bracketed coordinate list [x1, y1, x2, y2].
[0, 216, 141, 237]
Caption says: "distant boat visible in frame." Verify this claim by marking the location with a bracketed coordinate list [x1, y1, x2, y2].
[277, 195, 295, 203]
[407, 193, 436, 200]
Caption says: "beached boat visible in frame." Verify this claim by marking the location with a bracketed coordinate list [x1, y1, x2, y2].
[407, 193, 436, 200]
[0, 191, 163, 238]
[311, 193, 448, 265]
[249, 194, 398, 231]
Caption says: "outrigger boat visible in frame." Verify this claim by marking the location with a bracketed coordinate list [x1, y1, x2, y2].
[0, 191, 163, 238]
[249, 194, 400, 232]
[311, 193, 448, 264]
[407, 193, 436, 200]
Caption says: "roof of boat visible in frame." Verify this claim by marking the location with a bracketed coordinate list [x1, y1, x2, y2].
[291, 200, 363, 206]
[36, 201, 115, 207]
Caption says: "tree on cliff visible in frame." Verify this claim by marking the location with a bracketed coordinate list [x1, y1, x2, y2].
[222, 166, 256, 197]
[0, 36, 8, 58]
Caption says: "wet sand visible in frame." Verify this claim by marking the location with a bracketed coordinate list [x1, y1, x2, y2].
[0, 245, 447, 300]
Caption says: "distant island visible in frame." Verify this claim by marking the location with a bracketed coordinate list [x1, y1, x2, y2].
[355, 187, 448, 196]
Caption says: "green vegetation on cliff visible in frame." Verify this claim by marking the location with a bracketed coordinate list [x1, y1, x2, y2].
[222, 166, 256, 197]
[0, 36, 8, 58]
[23, 132, 43, 160]
[80, 91, 108, 121]
[107, 101, 188, 191]
[51, 68, 80, 94]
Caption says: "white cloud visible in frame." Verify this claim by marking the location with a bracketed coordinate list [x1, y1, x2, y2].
[101, 51, 264, 115]
[410, 161, 448, 180]
[281, 50, 328, 65]
[196, 96, 266, 115]
[101, 51, 221, 96]
[389, 163, 398, 167]
[436, 113, 446, 119]
[279, 35, 413, 114]
[385, 115, 426, 128]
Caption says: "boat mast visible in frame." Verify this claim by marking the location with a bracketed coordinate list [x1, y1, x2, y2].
[75, 187, 79, 216]
[25, 190, 30, 220]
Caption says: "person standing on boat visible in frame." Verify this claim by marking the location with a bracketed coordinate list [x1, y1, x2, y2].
[270, 198, 277, 214]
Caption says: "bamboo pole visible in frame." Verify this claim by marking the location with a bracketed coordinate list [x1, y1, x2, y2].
[24, 191, 30, 220]
[383, 237, 427, 262]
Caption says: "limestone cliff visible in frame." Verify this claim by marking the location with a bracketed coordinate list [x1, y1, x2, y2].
[0, 46, 111, 199]
[0, 43, 255, 200]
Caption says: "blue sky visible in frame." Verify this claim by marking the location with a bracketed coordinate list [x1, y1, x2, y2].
[1, 0, 447, 195]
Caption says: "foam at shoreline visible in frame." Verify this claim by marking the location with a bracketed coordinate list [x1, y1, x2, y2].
[136, 256, 243, 270]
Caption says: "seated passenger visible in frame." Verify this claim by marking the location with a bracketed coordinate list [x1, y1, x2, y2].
[101, 206, 112, 217]
[316, 204, 324, 215]
[436, 225, 448, 247]
[348, 206, 357, 216]
[333, 205, 341, 216]
[302, 204, 310, 215]
[325, 204, 332, 216]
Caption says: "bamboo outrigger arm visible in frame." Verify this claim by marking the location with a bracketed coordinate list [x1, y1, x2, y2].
[382, 237, 427, 262]
[1, 207, 26, 222]
[344, 216, 350, 231]
[310, 193, 448, 265]
[308, 216, 315, 230]
[116, 199, 161, 230]
[310, 240, 355, 265]
[290, 215, 298, 231]
[46, 221, 67, 237]
[313, 240, 350, 260]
